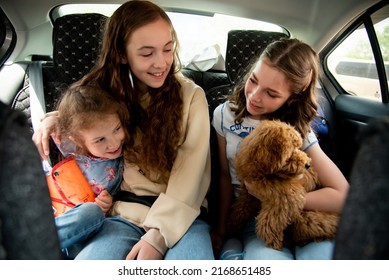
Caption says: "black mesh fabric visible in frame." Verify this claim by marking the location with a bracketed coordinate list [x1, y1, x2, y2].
[225, 30, 288, 85]
[12, 13, 108, 123]
[11, 13, 108, 165]
[181, 68, 229, 93]
[52, 13, 107, 84]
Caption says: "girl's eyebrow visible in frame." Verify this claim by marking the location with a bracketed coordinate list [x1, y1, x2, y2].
[251, 72, 283, 96]
[137, 41, 174, 51]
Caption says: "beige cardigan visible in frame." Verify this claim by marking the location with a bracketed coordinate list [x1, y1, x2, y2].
[110, 73, 211, 255]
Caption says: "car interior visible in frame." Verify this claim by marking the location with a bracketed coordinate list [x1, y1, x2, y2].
[0, 0, 388, 261]
[4, 12, 336, 226]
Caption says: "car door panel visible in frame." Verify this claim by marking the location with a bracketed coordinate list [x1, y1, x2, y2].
[334, 94, 389, 177]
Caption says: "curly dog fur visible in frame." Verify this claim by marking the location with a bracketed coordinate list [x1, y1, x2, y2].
[228, 120, 338, 250]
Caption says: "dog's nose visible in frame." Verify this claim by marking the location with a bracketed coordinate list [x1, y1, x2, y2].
[305, 162, 311, 169]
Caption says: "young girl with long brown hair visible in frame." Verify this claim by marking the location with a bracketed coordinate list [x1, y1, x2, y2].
[33, 0, 213, 260]
[212, 38, 349, 259]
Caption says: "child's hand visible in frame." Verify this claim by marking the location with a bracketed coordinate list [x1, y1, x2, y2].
[95, 190, 113, 214]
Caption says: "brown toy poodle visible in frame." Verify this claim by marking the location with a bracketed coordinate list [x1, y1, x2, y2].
[228, 120, 338, 250]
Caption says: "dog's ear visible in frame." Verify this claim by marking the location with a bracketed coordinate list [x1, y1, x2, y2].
[235, 120, 304, 179]
[279, 149, 310, 178]
[261, 125, 290, 171]
[257, 121, 303, 173]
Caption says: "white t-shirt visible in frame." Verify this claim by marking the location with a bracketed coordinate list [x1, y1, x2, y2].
[212, 101, 318, 196]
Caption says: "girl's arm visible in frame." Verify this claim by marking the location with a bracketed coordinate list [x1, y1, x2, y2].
[305, 143, 349, 213]
[211, 133, 234, 254]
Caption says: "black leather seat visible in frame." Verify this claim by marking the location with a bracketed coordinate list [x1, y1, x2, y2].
[43, 13, 108, 113]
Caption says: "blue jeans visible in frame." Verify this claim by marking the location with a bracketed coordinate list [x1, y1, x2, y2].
[56, 203, 214, 259]
[164, 219, 214, 260]
[55, 202, 105, 258]
[241, 220, 334, 260]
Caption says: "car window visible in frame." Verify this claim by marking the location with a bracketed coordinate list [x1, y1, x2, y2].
[0, 8, 16, 69]
[52, 4, 287, 71]
[327, 6, 389, 101]
[169, 12, 286, 70]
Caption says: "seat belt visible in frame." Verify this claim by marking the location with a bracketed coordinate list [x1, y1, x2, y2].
[28, 61, 53, 169]
[29, 61, 46, 132]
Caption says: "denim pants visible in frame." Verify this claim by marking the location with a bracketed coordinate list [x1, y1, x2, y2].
[56, 202, 214, 260]
[241, 220, 334, 260]
[55, 203, 105, 258]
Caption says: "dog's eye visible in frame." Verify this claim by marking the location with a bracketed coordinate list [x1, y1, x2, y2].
[305, 162, 311, 169]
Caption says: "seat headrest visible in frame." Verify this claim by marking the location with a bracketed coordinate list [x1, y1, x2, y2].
[225, 30, 288, 84]
[52, 13, 108, 84]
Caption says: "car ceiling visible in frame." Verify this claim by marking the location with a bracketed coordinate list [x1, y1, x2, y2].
[0, 0, 381, 54]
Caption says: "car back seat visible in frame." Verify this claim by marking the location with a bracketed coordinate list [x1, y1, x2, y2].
[47, 13, 108, 104]
[181, 68, 229, 93]
[10, 17, 333, 227]
[203, 30, 290, 226]
[206, 30, 292, 119]
[202, 30, 333, 229]
[13, 13, 107, 122]
[11, 13, 108, 164]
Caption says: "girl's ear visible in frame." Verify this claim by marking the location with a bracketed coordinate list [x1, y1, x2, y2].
[119, 52, 128, 64]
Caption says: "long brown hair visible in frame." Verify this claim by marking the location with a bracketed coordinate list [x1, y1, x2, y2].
[75, 0, 183, 177]
[229, 38, 319, 139]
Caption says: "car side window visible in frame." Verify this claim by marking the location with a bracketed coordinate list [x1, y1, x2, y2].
[0, 8, 16, 69]
[327, 5, 389, 102]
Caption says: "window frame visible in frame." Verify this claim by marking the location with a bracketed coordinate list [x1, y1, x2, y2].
[321, 1, 389, 103]
[0, 8, 16, 70]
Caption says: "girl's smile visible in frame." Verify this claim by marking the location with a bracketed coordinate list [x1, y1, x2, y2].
[124, 18, 174, 89]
